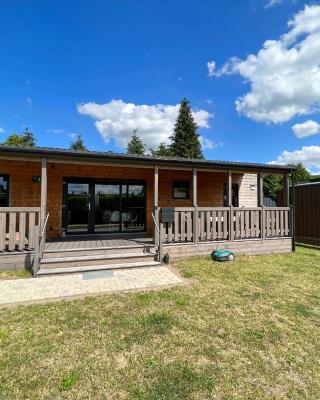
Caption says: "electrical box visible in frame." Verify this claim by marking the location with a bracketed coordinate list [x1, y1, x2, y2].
[161, 207, 175, 223]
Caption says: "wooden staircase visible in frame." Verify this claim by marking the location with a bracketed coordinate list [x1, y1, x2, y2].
[36, 242, 160, 277]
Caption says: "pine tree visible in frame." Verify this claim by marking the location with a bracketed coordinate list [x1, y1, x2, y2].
[70, 135, 87, 151]
[127, 130, 145, 155]
[170, 98, 204, 159]
[293, 162, 311, 183]
[263, 175, 283, 197]
[3, 128, 36, 147]
[150, 142, 172, 157]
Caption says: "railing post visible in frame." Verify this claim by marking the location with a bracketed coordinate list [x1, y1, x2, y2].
[33, 225, 40, 277]
[261, 206, 266, 240]
[192, 167, 198, 245]
[290, 172, 296, 251]
[229, 205, 234, 241]
[154, 165, 159, 249]
[159, 223, 163, 262]
[193, 206, 198, 244]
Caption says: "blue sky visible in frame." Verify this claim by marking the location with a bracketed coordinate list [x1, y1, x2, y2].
[1, 0, 320, 170]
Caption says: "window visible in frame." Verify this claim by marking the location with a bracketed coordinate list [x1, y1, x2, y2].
[0, 175, 9, 206]
[173, 181, 189, 199]
[223, 183, 239, 207]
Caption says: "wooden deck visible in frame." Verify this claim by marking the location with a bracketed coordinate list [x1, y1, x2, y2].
[45, 236, 154, 251]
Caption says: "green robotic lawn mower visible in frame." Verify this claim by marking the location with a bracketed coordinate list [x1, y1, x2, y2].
[211, 249, 235, 262]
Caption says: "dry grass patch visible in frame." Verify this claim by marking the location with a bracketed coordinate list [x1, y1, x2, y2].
[1, 246, 320, 399]
[0, 268, 32, 280]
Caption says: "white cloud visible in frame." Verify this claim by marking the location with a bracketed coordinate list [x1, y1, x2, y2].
[211, 5, 320, 123]
[67, 133, 78, 140]
[77, 99, 213, 149]
[26, 97, 32, 105]
[207, 61, 217, 77]
[46, 129, 65, 134]
[272, 145, 320, 172]
[199, 136, 218, 150]
[292, 120, 320, 138]
[265, 0, 283, 9]
[0, 127, 5, 133]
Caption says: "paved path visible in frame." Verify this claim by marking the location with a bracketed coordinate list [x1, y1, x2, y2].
[0, 266, 184, 306]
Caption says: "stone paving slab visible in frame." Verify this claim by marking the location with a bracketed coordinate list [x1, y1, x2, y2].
[0, 266, 184, 306]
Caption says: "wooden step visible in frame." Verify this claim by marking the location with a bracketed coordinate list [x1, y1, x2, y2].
[43, 244, 155, 259]
[40, 252, 157, 269]
[37, 260, 162, 277]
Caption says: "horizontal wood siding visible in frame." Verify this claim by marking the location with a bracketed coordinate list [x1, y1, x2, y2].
[237, 173, 258, 208]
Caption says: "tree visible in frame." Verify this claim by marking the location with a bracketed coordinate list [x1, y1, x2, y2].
[70, 135, 87, 151]
[293, 162, 311, 183]
[150, 142, 172, 157]
[170, 98, 203, 159]
[126, 130, 145, 155]
[263, 175, 283, 197]
[3, 128, 36, 147]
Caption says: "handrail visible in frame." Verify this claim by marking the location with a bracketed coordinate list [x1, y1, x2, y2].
[41, 213, 50, 239]
[32, 213, 49, 277]
[152, 212, 163, 263]
[151, 212, 160, 233]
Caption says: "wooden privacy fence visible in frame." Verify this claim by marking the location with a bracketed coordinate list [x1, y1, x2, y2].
[0, 207, 41, 252]
[160, 206, 291, 244]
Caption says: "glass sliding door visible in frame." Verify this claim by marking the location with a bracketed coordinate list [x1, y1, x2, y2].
[95, 184, 121, 232]
[63, 179, 146, 234]
[66, 183, 90, 233]
[121, 184, 146, 232]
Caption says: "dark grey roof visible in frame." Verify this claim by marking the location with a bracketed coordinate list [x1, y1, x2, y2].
[0, 145, 295, 172]
[295, 181, 320, 187]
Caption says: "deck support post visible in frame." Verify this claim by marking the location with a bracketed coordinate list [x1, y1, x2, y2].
[154, 165, 161, 259]
[192, 167, 198, 244]
[290, 172, 296, 252]
[258, 172, 265, 240]
[40, 158, 47, 245]
[227, 170, 233, 241]
[283, 173, 290, 206]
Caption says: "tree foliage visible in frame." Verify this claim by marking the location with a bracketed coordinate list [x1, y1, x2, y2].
[3, 128, 36, 147]
[150, 142, 172, 157]
[170, 98, 203, 159]
[292, 162, 311, 183]
[70, 135, 87, 151]
[126, 130, 145, 155]
[263, 175, 283, 197]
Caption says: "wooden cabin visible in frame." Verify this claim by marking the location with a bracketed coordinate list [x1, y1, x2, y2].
[0, 146, 295, 276]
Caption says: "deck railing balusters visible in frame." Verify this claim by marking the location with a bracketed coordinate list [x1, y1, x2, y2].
[159, 206, 291, 244]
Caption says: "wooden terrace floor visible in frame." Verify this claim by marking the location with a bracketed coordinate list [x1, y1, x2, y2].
[45, 236, 154, 251]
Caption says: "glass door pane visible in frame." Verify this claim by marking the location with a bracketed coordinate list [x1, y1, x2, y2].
[67, 183, 90, 233]
[95, 184, 121, 232]
[121, 184, 146, 232]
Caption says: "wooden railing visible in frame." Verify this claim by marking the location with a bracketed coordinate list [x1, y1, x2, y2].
[160, 206, 291, 244]
[33, 213, 49, 276]
[0, 207, 41, 252]
[265, 207, 290, 238]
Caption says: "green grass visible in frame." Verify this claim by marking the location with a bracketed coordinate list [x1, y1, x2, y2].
[1, 246, 320, 399]
[0, 268, 32, 280]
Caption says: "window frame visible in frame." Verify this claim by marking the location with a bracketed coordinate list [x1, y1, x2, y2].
[172, 181, 190, 200]
[0, 174, 9, 207]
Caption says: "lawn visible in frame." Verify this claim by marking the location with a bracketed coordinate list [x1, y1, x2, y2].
[0, 268, 32, 280]
[1, 246, 320, 399]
